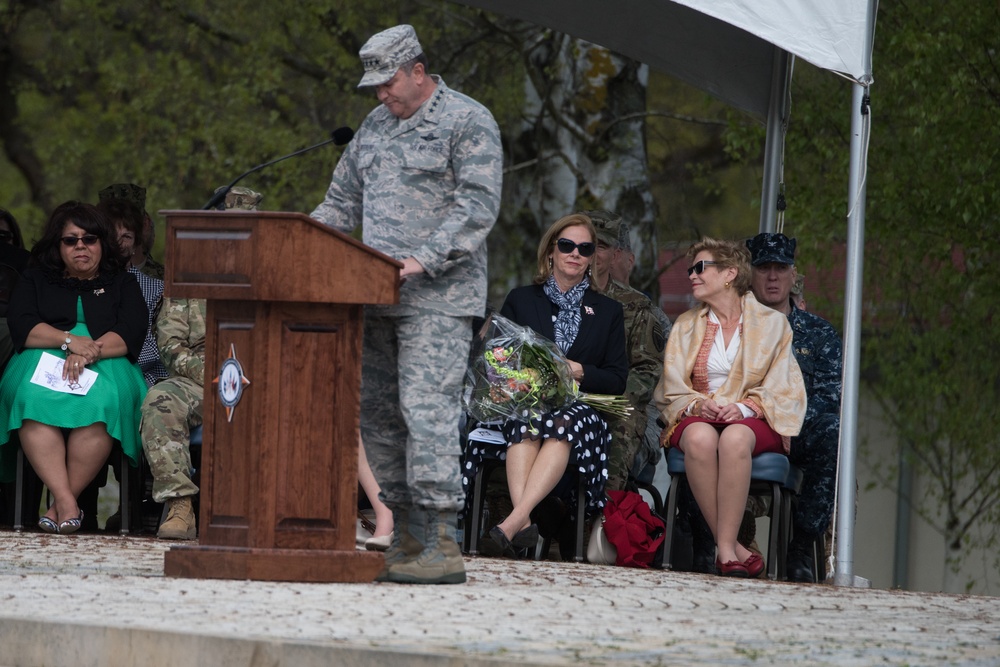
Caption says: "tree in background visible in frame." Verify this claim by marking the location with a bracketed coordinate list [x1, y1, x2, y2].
[0, 1, 525, 242]
[493, 23, 654, 297]
[725, 0, 1000, 591]
[2, 1, 740, 310]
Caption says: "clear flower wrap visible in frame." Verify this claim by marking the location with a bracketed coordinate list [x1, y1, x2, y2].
[463, 313, 632, 424]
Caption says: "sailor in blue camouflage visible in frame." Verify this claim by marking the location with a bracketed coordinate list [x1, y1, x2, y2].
[311, 25, 502, 583]
[747, 232, 842, 580]
[585, 210, 665, 492]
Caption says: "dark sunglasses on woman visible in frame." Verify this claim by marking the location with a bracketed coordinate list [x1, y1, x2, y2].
[60, 235, 100, 247]
[556, 238, 596, 257]
[687, 260, 718, 276]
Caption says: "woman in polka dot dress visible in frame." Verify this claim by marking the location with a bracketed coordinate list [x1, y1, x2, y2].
[472, 213, 627, 558]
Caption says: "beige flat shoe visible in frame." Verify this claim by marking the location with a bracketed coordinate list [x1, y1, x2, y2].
[365, 532, 393, 552]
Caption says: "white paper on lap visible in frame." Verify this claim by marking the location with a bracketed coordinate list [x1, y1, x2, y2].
[29, 351, 98, 396]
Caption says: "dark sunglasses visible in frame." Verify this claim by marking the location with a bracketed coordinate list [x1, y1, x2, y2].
[556, 238, 596, 257]
[687, 260, 718, 276]
[0, 230, 13, 243]
[60, 234, 100, 247]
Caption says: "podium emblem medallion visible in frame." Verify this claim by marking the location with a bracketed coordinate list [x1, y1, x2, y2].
[213, 343, 251, 423]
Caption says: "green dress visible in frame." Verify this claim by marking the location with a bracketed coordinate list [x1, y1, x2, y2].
[0, 297, 147, 483]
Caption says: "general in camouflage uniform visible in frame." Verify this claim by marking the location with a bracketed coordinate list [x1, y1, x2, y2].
[311, 25, 502, 585]
[585, 211, 665, 493]
[139, 187, 261, 540]
[747, 232, 842, 582]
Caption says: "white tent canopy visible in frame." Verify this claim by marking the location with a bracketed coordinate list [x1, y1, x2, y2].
[453, 0, 877, 586]
[456, 0, 874, 119]
[675, 0, 874, 84]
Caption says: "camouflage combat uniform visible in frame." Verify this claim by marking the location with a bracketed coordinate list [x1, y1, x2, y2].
[139, 298, 206, 502]
[138, 257, 165, 282]
[597, 278, 665, 491]
[311, 76, 503, 512]
[787, 301, 842, 539]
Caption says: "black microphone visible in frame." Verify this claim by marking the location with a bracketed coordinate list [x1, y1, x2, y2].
[202, 127, 355, 210]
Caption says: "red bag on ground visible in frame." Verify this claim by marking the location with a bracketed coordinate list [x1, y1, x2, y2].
[602, 490, 665, 568]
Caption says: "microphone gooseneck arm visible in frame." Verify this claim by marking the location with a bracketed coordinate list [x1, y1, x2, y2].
[202, 127, 354, 210]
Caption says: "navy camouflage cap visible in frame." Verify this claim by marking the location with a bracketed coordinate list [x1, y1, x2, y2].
[584, 210, 624, 247]
[98, 183, 147, 216]
[358, 25, 423, 88]
[746, 232, 796, 266]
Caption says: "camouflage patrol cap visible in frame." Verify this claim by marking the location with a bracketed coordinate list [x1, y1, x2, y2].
[98, 183, 147, 216]
[616, 220, 632, 252]
[357, 24, 423, 88]
[584, 210, 625, 247]
[213, 186, 263, 211]
[791, 273, 805, 296]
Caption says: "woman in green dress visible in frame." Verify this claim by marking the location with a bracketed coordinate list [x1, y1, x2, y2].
[0, 201, 148, 534]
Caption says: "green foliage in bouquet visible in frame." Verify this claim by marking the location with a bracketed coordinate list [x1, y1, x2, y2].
[464, 314, 632, 425]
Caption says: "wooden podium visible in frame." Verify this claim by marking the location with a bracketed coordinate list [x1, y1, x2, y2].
[158, 210, 401, 583]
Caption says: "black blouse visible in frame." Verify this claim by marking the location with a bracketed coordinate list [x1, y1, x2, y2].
[7, 267, 148, 362]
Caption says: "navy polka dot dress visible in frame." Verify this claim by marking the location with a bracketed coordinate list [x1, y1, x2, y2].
[462, 401, 610, 518]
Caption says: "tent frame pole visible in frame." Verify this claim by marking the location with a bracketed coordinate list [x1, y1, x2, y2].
[834, 82, 870, 587]
[759, 47, 792, 233]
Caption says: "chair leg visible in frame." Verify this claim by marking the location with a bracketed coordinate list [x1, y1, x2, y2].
[780, 490, 795, 580]
[466, 469, 484, 555]
[466, 463, 497, 556]
[814, 531, 827, 582]
[661, 475, 681, 570]
[766, 482, 782, 580]
[14, 447, 24, 532]
[119, 450, 130, 536]
[573, 476, 586, 563]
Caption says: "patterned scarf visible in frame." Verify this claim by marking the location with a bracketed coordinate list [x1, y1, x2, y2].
[542, 274, 590, 354]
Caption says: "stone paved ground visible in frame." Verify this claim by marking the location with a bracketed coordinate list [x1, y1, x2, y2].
[1, 532, 999, 666]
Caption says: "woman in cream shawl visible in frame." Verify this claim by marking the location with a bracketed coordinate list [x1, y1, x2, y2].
[654, 238, 806, 577]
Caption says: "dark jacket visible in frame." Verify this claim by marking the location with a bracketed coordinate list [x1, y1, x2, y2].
[500, 283, 628, 395]
[7, 267, 148, 362]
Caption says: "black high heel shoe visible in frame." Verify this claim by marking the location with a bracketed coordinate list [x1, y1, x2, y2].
[480, 525, 517, 558]
[511, 524, 539, 549]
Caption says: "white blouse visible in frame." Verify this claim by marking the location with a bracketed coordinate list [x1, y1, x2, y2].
[702, 309, 754, 419]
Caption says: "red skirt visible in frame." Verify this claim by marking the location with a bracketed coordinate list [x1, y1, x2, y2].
[669, 416, 784, 455]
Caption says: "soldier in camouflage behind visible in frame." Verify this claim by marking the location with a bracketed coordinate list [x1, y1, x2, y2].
[584, 210, 665, 492]
[311, 25, 502, 584]
[747, 232, 842, 582]
[140, 187, 262, 540]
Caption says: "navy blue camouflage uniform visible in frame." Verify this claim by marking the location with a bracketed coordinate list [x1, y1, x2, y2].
[786, 302, 842, 541]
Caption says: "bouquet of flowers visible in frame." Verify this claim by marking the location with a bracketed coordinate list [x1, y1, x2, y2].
[463, 312, 632, 424]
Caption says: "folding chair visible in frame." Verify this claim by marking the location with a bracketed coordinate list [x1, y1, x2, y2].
[462, 426, 588, 562]
[661, 448, 803, 580]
